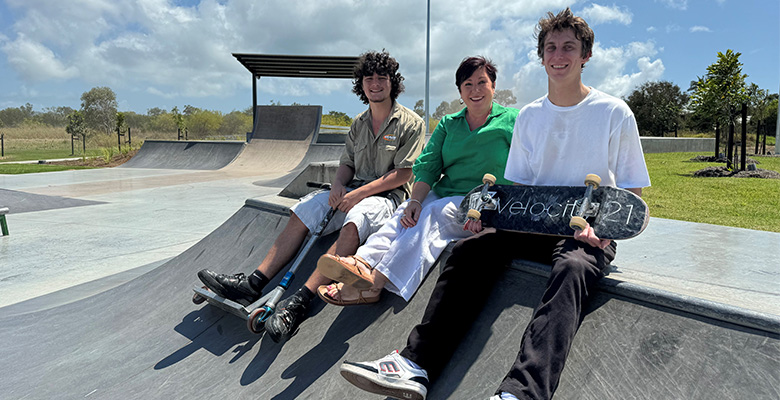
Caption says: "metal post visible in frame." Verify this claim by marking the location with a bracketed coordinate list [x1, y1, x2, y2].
[71, 134, 75, 156]
[741, 103, 747, 171]
[726, 122, 734, 169]
[128, 127, 131, 147]
[252, 74, 258, 133]
[117, 127, 121, 152]
[714, 121, 720, 158]
[424, 0, 431, 133]
[0, 208, 9, 236]
[1, 133, 4, 157]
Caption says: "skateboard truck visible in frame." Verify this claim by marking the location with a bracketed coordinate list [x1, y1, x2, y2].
[569, 174, 602, 231]
[192, 182, 336, 334]
[466, 173, 498, 221]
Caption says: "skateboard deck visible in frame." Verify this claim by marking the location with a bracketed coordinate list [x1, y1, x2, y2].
[457, 175, 649, 240]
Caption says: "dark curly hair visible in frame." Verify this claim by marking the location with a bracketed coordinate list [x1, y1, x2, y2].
[535, 8, 594, 62]
[352, 50, 405, 104]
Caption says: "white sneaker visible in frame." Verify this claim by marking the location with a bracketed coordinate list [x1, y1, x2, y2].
[340, 350, 429, 400]
[489, 392, 519, 400]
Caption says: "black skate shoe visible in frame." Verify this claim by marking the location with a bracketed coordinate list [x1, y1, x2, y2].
[197, 270, 261, 306]
[264, 291, 310, 343]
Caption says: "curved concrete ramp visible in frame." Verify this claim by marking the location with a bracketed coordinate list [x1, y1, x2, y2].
[251, 105, 322, 141]
[120, 140, 245, 170]
[0, 200, 777, 400]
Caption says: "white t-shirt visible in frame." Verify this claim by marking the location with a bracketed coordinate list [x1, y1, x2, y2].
[505, 88, 651, 189]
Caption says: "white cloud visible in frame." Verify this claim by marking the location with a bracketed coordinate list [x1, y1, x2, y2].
[647, 26, 657, 33]
[690, 26, 712, 33]
[579, 4, 633, 25]
[0, 0, 675, 113]
[656, 0, 688, 10]
[582, 41, 665, 98]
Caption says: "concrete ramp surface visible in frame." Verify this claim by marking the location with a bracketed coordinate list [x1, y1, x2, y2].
[120, 140, 245, 170]
[0, 201, 777, 400]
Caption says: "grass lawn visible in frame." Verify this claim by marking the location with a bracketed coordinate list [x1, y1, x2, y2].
[0, 163, 95, 174]
[643, 152, 780, 232]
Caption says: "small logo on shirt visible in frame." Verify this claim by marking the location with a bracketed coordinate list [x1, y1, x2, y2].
[382, 134, 397, 142]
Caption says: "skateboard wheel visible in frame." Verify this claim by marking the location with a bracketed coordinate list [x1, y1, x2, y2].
[482, 173, 496, 185]
[584, 174, 601, 189]
[467, 209, 481, 221]
[247, 308, 268, 334]
[569, 216, 588, 231]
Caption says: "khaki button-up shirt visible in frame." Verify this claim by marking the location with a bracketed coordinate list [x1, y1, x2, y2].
[340, 101, 425, 199]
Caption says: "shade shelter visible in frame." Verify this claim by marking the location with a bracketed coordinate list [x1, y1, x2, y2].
[232, 53, 359, 132]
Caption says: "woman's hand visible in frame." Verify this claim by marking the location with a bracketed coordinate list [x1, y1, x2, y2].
[573, 222, 611, 249]
[400, 200, 422, 228]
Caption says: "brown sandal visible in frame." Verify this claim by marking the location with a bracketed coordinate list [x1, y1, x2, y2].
[317, 284, 381, 306]
[316, 254, 374, 289]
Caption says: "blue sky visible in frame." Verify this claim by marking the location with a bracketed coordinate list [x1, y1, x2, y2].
[0, 0, 777, 118]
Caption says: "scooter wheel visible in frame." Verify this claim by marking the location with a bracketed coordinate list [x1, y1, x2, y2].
[192, 287, 207, 305]
[247, 308, 268, 334]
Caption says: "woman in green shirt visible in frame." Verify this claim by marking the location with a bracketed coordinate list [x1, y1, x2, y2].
[316, 56, 519, 305]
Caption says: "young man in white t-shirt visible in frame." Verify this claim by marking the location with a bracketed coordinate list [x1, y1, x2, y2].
[338, 8, 651, 400]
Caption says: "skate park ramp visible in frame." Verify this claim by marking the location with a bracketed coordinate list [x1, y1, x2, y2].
[223, 105, 345, 183]
[0, 199, 777, 400]
[120, 140, 246, 170]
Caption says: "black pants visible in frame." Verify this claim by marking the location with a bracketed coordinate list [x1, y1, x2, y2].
[400, 229, 616, 400]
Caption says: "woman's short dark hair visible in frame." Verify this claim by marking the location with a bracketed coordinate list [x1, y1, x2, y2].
[455, 56, 497, 90]
[352, 50, 405, 104]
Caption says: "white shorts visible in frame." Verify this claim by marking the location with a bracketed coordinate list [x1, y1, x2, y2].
[290, 190, 397, 242]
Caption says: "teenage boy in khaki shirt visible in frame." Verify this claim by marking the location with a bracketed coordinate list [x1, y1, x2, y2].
[198, 50, 425, 343]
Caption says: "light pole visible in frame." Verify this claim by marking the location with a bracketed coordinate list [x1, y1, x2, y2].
[424, 0, 430, 133]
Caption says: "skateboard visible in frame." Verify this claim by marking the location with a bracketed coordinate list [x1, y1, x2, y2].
[458, 174, 648, 240]
[192, 182, 335, 334]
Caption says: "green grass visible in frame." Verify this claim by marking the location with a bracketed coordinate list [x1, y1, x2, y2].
[0, 163, 95, 174]
[643, 152, 780, 232]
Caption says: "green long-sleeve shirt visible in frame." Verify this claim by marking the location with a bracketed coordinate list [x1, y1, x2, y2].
[413, 102, 520, 198]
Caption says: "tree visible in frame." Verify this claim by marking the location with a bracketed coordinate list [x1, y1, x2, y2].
[81, 86, 118, 135]
[37, 106, 75, 126]
[220, 110, 253, 136]
[432, 99, 465, 119]
[626, 81, 689, 136]
[186, 109, 222, 138]
[0, 103, 34, 127]
[115, 111, 127, 135]
[66, 110, 88, 154]
[689, 50, 748, 129]
[494, 89, 517, 107]
[171, 106, 186, 132]
[413, 99, 425, 117]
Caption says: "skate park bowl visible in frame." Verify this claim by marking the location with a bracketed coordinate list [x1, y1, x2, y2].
[0, 105, 778, 399]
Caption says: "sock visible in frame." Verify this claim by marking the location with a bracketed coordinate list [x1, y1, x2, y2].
[248, 270, 270, 291]
[498, 392, 519, 400]
[402, 356, 424, 371]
